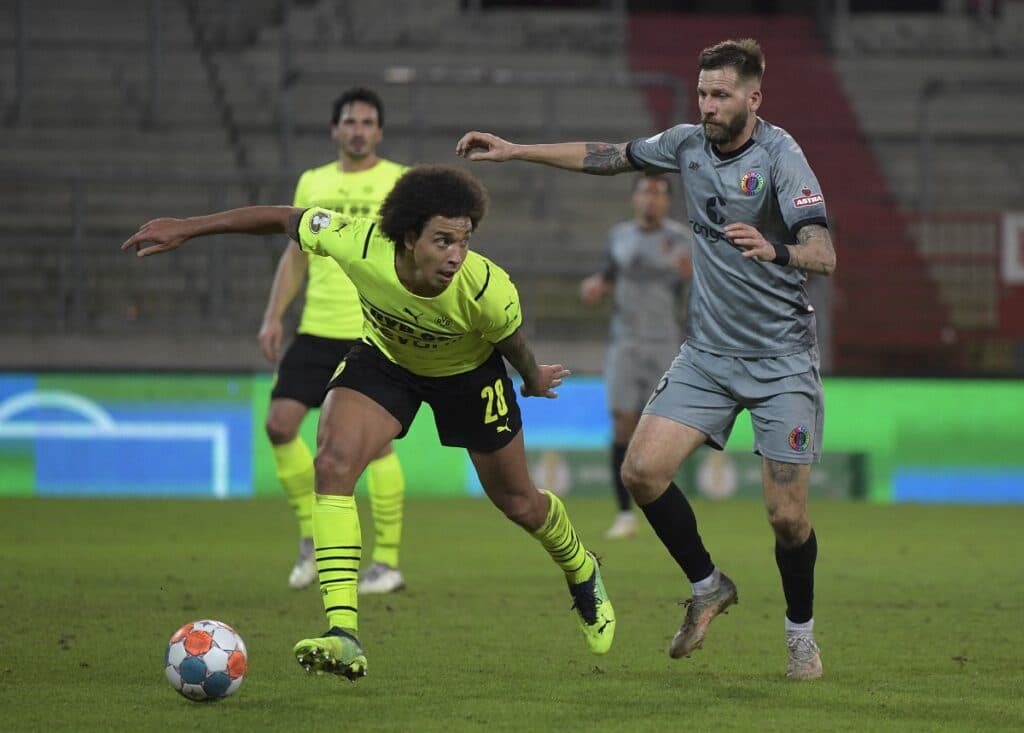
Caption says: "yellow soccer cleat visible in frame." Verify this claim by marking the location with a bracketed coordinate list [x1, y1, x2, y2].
[567, 551, 616, 655]
[293, 628, 367, 681]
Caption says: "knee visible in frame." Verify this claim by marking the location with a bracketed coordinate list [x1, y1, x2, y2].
[494, 490, 546, 531]
[313, 443, 360, 488]
[767, 506, 810, 546]
[620, 453, 665, 504]
[265, 414, 298, 445]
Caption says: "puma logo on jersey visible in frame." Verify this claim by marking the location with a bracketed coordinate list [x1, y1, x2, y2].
[496, 418, 513, 434]
[403, 307, 423, 323]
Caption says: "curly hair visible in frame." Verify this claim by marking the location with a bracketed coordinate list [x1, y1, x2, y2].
[379, 165, 488, 246]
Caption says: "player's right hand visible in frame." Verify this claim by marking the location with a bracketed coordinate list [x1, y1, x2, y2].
[579, 274, 609, 305]
[122, 218, 190, 257]
[521, 364, 571, 399]
[455, 131, 515, 162]
[258, 319, 283, 363]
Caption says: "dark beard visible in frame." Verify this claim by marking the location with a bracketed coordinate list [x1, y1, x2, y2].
[703, 110, 748, 145]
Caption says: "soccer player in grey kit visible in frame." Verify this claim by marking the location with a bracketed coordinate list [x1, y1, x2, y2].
[457, 38, 836, 679]
[579, 173, 692, 540]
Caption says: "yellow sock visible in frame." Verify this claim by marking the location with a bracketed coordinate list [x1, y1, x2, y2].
[531, 491, 595, 585]
[313, 493, 361, 632]
[367, 452, 405, 568]
[272, 437, 315, 539]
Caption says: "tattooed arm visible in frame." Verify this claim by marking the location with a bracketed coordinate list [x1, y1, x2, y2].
[455, 131, 636, 176]
[788, 224, 837, 276]
[494, 328, 571, 399]
[724, 222, 837, 276]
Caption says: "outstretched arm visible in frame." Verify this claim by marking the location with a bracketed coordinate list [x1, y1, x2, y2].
[122, 206, 304, 257]
[456, 131, 636, 176]
[494, 328, 571, 399]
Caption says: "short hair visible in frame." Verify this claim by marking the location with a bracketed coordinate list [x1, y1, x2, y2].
[698, 38, 765, 82]
[633, 172, 672, 195]
[379, 165, 488, 245]
[331, 87, 384, 127]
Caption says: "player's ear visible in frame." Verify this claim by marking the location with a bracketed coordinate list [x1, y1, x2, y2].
[748, 85, 763, 112]
[403, 231, 417, 251]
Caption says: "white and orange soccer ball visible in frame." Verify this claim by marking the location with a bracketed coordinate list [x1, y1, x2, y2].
[165, 619, 248, 701]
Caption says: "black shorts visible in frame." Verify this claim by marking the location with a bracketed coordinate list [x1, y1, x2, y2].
[326, 342, 523, 453]
[271, 333, 361, 408]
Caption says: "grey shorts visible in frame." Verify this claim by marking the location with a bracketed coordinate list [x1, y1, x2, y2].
[605, 341, 681, 414]
[642, 342, 824, 464]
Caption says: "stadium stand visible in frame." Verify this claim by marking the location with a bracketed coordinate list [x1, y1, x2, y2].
[1, 2, 1021, 374]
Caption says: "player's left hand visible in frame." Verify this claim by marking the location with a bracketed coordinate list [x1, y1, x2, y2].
[522, 364, 571, 399]
[122, 218, 191, 257]
[724, 223, 774, 261]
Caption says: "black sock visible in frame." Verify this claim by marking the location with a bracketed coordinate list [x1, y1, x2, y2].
[611, 442, 630, 511]
[640, 482, 714, 583]
[775, 529, 817, 624]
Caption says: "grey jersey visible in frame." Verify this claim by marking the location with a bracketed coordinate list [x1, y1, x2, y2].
[627, 118, 828, 357]
[605, 218, 691, 345]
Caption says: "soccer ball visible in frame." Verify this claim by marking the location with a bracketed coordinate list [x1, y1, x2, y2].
[165, 619, 248, 701]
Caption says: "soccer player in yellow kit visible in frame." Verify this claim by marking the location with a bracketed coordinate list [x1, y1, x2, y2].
[124, 165, 615, 680]
[259, 88, 408, 593]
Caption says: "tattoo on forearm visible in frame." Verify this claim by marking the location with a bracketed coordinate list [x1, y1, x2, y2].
[791, 224, 836, 275]
[582, 143, 634, 175]
[496, 329, 537, 382]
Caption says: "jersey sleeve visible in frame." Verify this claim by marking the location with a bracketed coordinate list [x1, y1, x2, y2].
[476, 266, 524, 344]
[625, 124, 692, 172]
[770, 137, 829, 238]
[295, 207, 368, 269]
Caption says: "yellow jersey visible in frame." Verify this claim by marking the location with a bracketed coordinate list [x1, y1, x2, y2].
[292, 158, 407, 339]
[296, 207, 523, 377]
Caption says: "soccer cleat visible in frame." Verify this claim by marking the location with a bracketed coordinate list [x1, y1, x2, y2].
[358, 562, 406, 594]
[293, 628, 367, 681]
[567, 551, 616, 655]
[288, 553, 317, 590]
[669, 571, 738, 659]
[604, 511, 637, 540]
[786, 634, 823, 679]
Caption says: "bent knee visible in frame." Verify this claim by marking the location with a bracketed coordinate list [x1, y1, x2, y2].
[621, 454, 670, 504]
[313, 447, 361, 488]
[768, 509, 810, 546]
[265, 415, 299, 445]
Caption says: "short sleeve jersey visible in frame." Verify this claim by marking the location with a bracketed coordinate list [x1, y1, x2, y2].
[292, 158, 407, 339]
[605, 218, 691, 346]
[627, 119, 828, 357]
[295, 207, 523, 377]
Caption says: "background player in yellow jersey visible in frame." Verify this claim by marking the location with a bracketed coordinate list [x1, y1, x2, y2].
[125, 165, 615, 681]
[258, 87, 408, 593]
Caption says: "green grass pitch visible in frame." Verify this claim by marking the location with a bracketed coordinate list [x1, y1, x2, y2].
[2, 496, 1022, 732]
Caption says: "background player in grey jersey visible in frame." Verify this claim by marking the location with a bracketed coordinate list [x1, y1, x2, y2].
[457, 37, 837, 679]
[579, 173, 692, 540]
